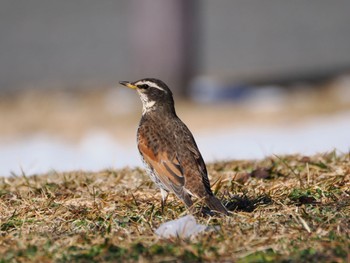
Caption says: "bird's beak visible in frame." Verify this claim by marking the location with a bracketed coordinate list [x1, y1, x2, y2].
[119, 81, 137, 89]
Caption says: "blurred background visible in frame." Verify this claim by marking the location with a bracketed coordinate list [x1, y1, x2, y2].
[1, 0, 350, 176]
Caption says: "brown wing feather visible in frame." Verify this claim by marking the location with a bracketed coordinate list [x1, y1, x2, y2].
[138, 141, 187, 198]
[185, 133, 213, 196]
[184, 136, 228, 214]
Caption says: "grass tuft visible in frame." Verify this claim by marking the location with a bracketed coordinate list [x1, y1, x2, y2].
[0, 152, 349, 262]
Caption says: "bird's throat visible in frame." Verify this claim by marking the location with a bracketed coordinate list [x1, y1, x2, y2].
[142, 100, 156, 114]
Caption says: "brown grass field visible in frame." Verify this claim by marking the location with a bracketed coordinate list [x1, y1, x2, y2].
[0, 151, 349, 262]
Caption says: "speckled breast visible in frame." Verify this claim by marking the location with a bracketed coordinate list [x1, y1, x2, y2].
[139, 153, 169, 192]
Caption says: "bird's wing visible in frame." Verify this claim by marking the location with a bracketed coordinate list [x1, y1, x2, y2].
[138, 141, 186, 197]
[185, 136, 213, 196]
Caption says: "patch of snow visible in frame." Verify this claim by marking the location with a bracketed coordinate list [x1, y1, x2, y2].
[155, 215, 207, 239]
[197, 111, 350, 161]
[0, 112, 349, 177]
[0, 131, 141, 177]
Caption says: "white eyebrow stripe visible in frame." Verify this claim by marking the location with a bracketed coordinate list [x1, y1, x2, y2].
[136, 81, 164, 91]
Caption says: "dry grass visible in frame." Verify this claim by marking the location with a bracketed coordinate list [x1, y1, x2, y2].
[0, 152, 349, 262]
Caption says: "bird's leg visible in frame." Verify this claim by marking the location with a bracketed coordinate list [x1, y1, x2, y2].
[183, 194, 195, 214]
[160, 189, 168, 214]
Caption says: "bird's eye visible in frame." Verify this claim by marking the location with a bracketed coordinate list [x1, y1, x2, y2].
[138, 84, 149, 89]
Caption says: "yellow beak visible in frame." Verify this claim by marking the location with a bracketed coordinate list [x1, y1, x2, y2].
[119, 81, 137, 89]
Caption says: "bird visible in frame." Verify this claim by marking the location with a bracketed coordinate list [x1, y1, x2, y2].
[119, 78, 228, 215]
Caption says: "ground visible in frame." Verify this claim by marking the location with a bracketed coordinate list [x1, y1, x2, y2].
[0, 152, 349, 262]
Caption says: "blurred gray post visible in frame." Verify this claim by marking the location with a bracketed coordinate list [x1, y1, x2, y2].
[128, 0, 195, 95]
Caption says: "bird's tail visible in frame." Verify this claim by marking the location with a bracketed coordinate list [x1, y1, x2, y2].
[205, 195, 229, 215]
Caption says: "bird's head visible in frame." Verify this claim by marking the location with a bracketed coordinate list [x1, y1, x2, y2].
[119, 78, 175, 114]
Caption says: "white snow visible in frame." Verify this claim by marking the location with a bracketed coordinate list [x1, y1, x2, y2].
[0, 131, 140, 177]
[155, 215, 207, 239]
[0, 111, 349, 177]
[197, 111, 350, 162]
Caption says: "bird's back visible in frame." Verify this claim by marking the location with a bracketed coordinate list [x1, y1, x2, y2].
[137, 112, 213, 198]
